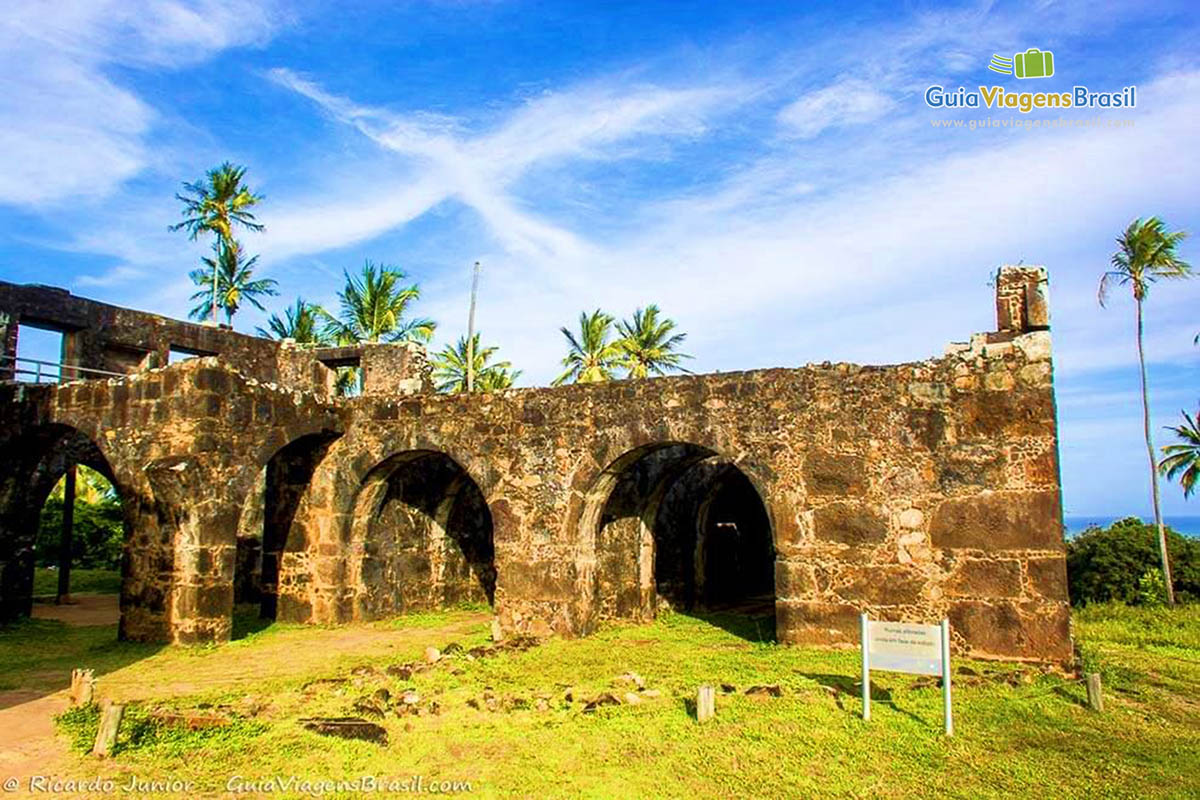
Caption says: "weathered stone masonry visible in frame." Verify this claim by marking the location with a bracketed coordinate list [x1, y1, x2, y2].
[0, 266, 1072, 663]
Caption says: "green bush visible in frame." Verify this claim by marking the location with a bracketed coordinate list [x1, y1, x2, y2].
[1066, 517, 1200, 605]
[36, 497, 124, 570]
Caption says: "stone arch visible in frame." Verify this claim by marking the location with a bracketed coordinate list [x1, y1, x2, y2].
[342, 449, 496, 620]
[235, 430, 342, 621]
[576, 440, 777, 638]
[0, 422, 137, 630]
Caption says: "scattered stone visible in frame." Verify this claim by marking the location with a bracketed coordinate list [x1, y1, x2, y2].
[957, 666, 979, 677]
[385, 664, 414, 679]
[623, 692, 642, 706]
[640, 689, 662, 699]
[350, 665, 377, 677]
[428, 701, 441, 716]
[535, 697, 550, 712]
[491, 619, 505, 642]
[466, 698, 480, 710]
[424, 647, 441, 664]
[720, 683, 737, 694]
[299, 718, 387, 745]
[373, 688, 391, 704]
[442, 642, 463, 655]
[400, 690, 421, 705]
[352, 700, 385, 720]
[615, 672, 645, 690]
[744, 684, 783, 697]
[583, 692, 622, 712]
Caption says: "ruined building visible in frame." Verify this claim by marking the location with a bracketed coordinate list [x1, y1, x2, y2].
[0, 267, 1071, 663]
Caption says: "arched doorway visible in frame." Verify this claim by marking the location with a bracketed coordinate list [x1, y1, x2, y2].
[586, 443, 775, 637]
[0, 424, 131, 633]
[348, 450, 495, 620]
[235, 431, 340, 624]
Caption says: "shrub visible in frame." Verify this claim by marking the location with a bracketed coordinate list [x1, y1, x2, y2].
[1066, 517, 1200, 605]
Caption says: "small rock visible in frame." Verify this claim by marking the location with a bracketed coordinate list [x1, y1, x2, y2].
[744, 684, 783, 697]
[466, 698, 480, 710]
[385, 664, 413, 679]
[424, 647, 441, 664]
[623, 692, 642, 705]
[428, 701, 441, 716]
[352, 700, 385, 719]
[350, 665, 376, 677]
[583, 692, 622, 712]
[615, 672, 645, 690]
[300, 717, 387, 745]
[720, 683, 737, 694]
[491, 619, 505, 642]
[372, 688, 391, 704]
[640, 689, 662, 699]
[535, 697, 550, 712]
[442, 642, 463, 655]
[563, 688, 576, 703]
[957, 666, 979, 677]
[400, 690, 420, 705]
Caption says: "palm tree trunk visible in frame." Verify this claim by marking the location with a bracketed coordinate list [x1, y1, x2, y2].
[1137, 297, 1175, 604]
[211, 237, 221, 325]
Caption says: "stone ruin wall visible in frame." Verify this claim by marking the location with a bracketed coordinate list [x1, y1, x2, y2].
[0, 266, 1072, 664]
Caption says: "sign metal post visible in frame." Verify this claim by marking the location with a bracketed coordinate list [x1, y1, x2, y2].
[860, 613, 954, 736]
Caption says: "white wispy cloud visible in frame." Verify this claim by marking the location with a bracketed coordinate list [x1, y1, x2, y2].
[777, 78, 895, 138]
[0, 0, 281, 207]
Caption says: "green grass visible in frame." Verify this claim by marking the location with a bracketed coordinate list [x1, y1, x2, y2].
[32, 568, 121, 596]
[2, 604, 1197, 798]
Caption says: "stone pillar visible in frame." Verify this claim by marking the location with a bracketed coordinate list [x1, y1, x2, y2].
[0, 311, 17, 381]
[995, 265, 1050, 334]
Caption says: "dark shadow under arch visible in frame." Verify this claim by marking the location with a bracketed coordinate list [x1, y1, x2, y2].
[349, 449, 495, 619]
[584, 442, 776, 641]
[0, 423, 132, 630]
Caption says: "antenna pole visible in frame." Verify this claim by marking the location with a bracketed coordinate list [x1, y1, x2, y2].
[466, 261, 480, 393]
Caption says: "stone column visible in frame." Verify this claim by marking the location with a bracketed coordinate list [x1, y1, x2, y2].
[0, 311, 17, 382]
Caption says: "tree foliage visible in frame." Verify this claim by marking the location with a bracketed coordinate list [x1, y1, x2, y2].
[257, 298, 331, 345]
[188, 240, 277, 324]
[322, 261, 435, 345]
[1066, 517, 1200, 605]
[616, 304, 692, 379]
[432, 333, 521, 393]
[36, 467, 125, 570]
[1160, 408, 1200, 498]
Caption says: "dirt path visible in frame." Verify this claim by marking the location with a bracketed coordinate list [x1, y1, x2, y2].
[0, 607, 492, 794]
[32, 594, 120, 627]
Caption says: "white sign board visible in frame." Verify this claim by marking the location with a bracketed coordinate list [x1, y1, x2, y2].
[860, 614, 954, 736]
[867, 621, 943, 676]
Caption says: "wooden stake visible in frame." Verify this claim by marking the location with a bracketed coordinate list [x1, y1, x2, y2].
[92, 701, 125, 758]
[697, 685, 716, 723]
[1085, 673, 1104, 712]
[70, 668, 95, 706]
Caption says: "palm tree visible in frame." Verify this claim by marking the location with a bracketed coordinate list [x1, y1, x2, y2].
[322, 261, 435, 344]
[616, 305, 693, 379]
[170, 162, 265, 324]
[258, 298, 330, 344]
[553, 309, 623, 386]
[1161, 409, 1200, 499]
[432, 333, 521, 393]
[1099, 217, 1192, 605]
[187, 240, 278, 325]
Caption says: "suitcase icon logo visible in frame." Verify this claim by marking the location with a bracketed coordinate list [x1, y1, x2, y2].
[988, 48, 1055, 79]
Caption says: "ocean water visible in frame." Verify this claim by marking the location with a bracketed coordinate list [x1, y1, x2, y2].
[1064, 515, 1200, 538]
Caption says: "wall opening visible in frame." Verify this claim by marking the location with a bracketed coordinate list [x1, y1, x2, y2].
[0, 425, 129, 634]
[588, 443, 775, 640]
[234, 432, 340, 629]
[14, 324, 65, 382]
[349, 450, 495, 619]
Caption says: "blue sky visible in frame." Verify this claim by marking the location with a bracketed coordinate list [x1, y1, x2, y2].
[1, 0, 1198, 517]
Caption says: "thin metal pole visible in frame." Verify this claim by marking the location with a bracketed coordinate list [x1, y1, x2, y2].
[465, 261, 480, 393]
[861, 612, 871, 721]
[941, 618, 953, 736]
